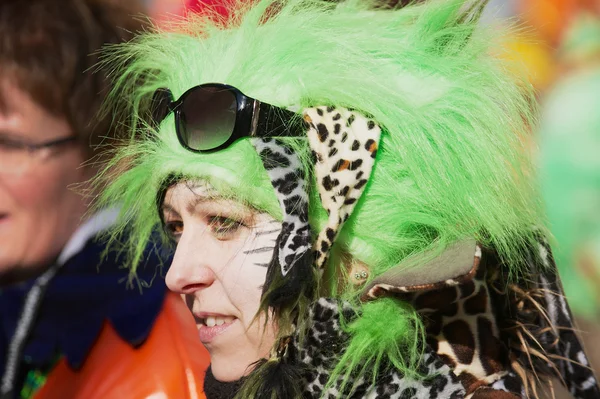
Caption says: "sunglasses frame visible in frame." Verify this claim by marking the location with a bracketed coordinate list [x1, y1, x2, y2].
[152, 83, 301, 153]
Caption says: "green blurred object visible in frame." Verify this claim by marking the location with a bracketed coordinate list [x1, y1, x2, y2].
[18, 357, 58, 399]
[560, 13, 600, 65]
[20, 369, 48, 399]
[539, 24, 600, 320]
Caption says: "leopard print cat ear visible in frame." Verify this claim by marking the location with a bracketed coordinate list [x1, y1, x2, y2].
[303, 106, 381, 270]
[249, 107, 380, 307]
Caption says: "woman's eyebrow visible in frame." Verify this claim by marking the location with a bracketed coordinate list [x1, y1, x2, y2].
[166, 183, 256, 218]
[185, 181, 206, 190]
[0, 130, 21, 140]
[161, 202, 180, 218]
[186, 195, 214, 216]
[186, 192, 256, 218]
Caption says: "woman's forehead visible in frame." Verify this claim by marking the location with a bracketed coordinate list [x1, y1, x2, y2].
[163, 180, 217, 207]
[0, 80, 72, 141]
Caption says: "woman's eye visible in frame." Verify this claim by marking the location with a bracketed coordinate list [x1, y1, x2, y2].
[0, 137, 25, 152]
[208, 216, 245, 240]
[164, 220, 184, 241]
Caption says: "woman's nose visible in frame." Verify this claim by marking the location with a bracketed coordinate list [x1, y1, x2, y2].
[165, 235, 216, 295]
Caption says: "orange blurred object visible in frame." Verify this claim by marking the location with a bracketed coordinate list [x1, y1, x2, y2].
[519, 0, 575, 46]
[33, 292, 210, 399]
[518, 0, 599, 46]
[500, 31, 556, 91]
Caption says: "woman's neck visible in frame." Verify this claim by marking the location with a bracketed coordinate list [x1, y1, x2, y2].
[203, 367, 246, 399]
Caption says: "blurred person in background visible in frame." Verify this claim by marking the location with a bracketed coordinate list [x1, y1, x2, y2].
[0, 1, 208, 398]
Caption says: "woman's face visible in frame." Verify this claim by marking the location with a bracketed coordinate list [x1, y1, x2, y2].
[0, 81, 89, 283]
[162, 181, 280, 382]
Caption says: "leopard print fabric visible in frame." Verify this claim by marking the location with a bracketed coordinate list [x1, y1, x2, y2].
[251, 138, 311, 276]
[284, 298, 466, 399]
[303, 106, 381, 270]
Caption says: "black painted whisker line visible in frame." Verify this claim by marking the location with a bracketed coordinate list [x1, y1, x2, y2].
[243, 246, 275, 255]
[255, 229, 282, 236]
[254, 263, 270, 268]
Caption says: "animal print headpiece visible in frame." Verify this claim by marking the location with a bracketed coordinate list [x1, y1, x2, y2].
[251, 106, 381, 309]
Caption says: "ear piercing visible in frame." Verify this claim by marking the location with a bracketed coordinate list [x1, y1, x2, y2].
[354, 270, 368, 280]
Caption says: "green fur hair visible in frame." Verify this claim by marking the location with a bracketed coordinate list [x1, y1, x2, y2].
[327, 298, 425, 395]
[96, 0, 543, 396]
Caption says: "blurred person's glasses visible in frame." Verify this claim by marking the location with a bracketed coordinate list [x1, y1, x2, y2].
[0, 134, 77, 176]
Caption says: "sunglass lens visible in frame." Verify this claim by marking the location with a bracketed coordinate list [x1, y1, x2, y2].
[180, 86, 237, 151]
[150, 88, 174, 128]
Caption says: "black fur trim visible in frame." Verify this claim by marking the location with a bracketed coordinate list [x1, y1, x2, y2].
[244, 357, 306, 399]
[262, 245, 314, 310]
[203, 367, 246, 399]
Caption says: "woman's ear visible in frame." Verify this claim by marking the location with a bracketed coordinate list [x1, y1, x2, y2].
[329, 249, 371, 291]
[349, 261, 370, 286]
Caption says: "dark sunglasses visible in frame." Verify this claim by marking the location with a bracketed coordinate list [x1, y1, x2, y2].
[150, 83, 303, 153]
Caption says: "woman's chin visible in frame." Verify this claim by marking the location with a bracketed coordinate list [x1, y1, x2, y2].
[202, 316, 278, 381]
[209, 359, 252, 382]
[209, 345, 271, 382]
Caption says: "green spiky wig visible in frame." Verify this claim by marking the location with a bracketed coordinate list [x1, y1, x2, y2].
[96, 0, 543, 395]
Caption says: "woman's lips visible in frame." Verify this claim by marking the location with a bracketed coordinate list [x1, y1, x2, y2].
[197, 318, 236, 344]
[193, 313, 236, 344]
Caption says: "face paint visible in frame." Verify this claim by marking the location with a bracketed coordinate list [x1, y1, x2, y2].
[162, 181, 279, 381]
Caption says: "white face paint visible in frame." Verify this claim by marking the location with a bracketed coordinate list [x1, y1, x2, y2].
[162, 181, 280, 382]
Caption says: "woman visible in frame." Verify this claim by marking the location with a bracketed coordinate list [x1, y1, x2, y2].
[0, 1, 208, 398]
[99, 0, 599, 397]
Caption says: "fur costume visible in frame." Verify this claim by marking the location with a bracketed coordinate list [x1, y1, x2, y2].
[97, 0, 600, 397]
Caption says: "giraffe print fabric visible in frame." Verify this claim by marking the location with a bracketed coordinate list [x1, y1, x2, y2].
[363, 240, 600, 399]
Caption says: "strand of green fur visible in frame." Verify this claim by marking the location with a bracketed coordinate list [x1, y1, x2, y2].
[95, 0, 544, 396]
[327, 299, 425, 395]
